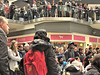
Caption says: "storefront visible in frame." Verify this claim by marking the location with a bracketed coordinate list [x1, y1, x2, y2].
[7, 33, 100, 50]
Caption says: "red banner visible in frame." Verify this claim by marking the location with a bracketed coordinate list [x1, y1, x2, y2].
[51, 35, 72, 40]
[74, 35, 85, 41]
[98, 39, 100, 43]
[7, 36, 34, 43]
[89, 37, 97, 43]
[16, 36, 33, 42]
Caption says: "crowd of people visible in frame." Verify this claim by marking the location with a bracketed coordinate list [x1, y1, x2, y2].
[1, 16, 100, 75]
[7, 39, 100, 75]
[54, 42, 100, 75]
[0, 0, 100, 22]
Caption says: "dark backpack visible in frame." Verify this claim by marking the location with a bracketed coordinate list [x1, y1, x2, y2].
[23, 50, 47, 75]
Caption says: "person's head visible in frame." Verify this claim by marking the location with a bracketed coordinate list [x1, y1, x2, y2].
[84, 4, 87, 7]
[18, 45, 23, 51]
[55, 46, 59, 52]
[52, 0, 54, 3]
[75, 57, 81, 62]
[96, 47, 99, 51]
[68, 42, 74, 49]
[48, 2, 50, 5]
[34, 29, 50, 42]
[59, 47, 64, 54]
[72, 0, 75, 3]
[63, 45, 67, 51]
[75, 3, 77, 6]
[0, 16, 9, 34]
[79, 48, 83, 54]
[92, 54, 100, 71]
[97, 50, 100, 54]
[10, 40, 18, 56]
[74, 47, 78, 52]
[67, 0, 69, 2]
[90, 7, 93, 10]
[79, 3, 82, 6]
[57, 55, 63, 65]
[27, 4, 30, 7]
[85, 48, 89, 53]
[7, 2, 9, 6]
[12, 2, 15, 5]
[89, 47, 92, 51]
[24, 44, 29, 51]
[59, 0, 62, 2]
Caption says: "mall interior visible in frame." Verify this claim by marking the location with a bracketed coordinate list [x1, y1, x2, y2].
[1, 0, 100, 74]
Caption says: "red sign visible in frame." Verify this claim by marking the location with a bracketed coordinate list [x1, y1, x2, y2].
[16, 36, 33, 42]
[89, 37, 97, 43]
[74, 35, 85, 41]
[51, 35, 72, 40]
[98, 39, 100, 43]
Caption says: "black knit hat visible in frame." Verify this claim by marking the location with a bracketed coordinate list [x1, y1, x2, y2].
[34, 29, 50, 42]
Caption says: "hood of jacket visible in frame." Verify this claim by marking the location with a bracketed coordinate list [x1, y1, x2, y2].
[65, 64, 80, 72]
[31, 39, 51, 52]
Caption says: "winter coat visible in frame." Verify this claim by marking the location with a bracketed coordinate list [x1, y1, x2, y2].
[63, 64, 84, 75]
[31, 39, 59, 75]
[0, 28, 10, 75]
[64, 49, 75, 61]
[8, 49, 22, 71]
[85, 65, 100, 75]
[18, 50, 26, 58]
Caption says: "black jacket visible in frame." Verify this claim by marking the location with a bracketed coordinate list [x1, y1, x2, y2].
[64, 64, 84, 75]
[0, 28, 10, 75]
[9, 5, 15, 13]
[64, 49, 75, 61]
[31, 39, 59, 75]
[85, 65, 100, 75]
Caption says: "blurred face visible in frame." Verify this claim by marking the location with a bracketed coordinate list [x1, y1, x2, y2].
[52, 0, 54, 3]
[60, 58, 63, 64]
[75, 3, 77, 6]
[67, 0, 69, 2]
[25, 46, 29, 51]
[59, 0, 62, 2]
[60, 49, 63, 54]
[14, 42, 18, 48]
[64, 46, 67, 51]
[72, 1, 75, 3]
[0, 18, 9, 34]
[19, 45, 23, 51]
[55, 47, 59, 52]
[74, 47, 77, 52]
[69, 44, 74, 49]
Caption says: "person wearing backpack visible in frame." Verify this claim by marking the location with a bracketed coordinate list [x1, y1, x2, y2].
[24, 29, 58, 75]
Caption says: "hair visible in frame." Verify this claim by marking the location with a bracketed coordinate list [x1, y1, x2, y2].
[18, 44, 23, 48]
[97, 50, 100, 54]
[10, 40, 18, 56]
[0, 16, 6, 24]
[92, 54, 100, 72]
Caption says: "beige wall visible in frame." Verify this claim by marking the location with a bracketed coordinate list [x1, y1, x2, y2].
[88, 4, 100, 9]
